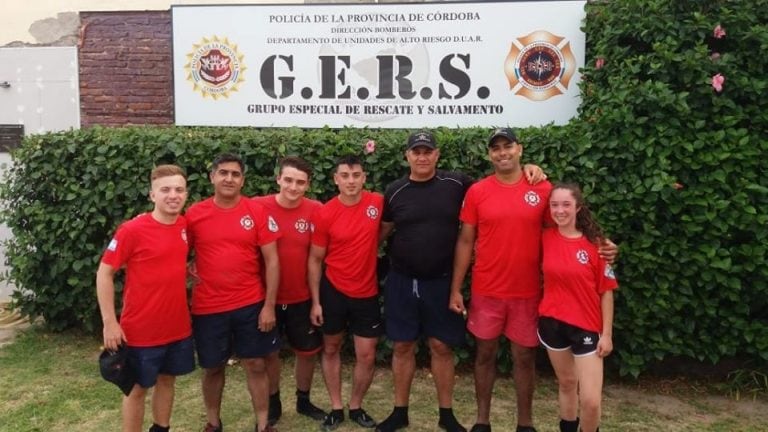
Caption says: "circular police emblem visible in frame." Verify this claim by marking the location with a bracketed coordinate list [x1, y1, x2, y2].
[240, 215, 254, 230]
[576, 249, 589, 265]
[366, 205, 379, 220]
[524, 191, 541, 207]
[185, 36, 245, 99]
[295, 218, 310, 233]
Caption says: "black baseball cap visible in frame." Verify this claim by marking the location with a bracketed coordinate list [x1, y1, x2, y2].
[99, 346, 137, 396]
[487, 127, 518, 146]
[406, 131, 437, 150]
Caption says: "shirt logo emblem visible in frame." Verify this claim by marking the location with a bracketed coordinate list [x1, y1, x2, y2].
[268, 216, 279, 233]
[107, 239, 118, 251]
[605, 264, 616, 279]
[576, 249, 589, 264]
[241, 215, 254, 230]
[295, 218, 310, 233]
[366, 205, 379, 220]
[524, 191, 541, 206]
[181, 229, 187, 243]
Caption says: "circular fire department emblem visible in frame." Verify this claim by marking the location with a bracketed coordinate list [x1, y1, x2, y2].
[576, 249, 590, 265]
[504, 31, 577, 101]
[295, 218, 310, 234]
[366, 205, 379, 220]
[185, 36, 245, 99]
[524, 191, 541, 207]
[240, 215, 254, 230]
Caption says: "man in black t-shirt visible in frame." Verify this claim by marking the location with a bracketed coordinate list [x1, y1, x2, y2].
[377, 131, 468, 432]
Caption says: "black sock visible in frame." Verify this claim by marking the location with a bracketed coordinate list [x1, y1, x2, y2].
[296, 389, 310, 399]
[392, 406, 408, 418]
[148, 424, 170, 432]
[439, 407, 455, 421]
[560, 418, 579, 432]
[329, 408, 344, 419]
[270, 390, 280, 401]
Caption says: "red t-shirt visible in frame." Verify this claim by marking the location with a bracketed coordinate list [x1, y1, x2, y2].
[460, 175, 553, 299]
[253, 195, 321, 304]
[539, 228, 619, 332]
[186, 197, 281, 314]
[311, 191, 383, 298]
[101, 213, 191, 347]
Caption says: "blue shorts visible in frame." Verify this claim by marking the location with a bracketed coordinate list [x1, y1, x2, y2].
[192, 302, 280, 368]
[126, 336, 195, 388]
[384, 270, 465, 347]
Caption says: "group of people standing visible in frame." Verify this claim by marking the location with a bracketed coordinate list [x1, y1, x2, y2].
[96, 128, 618, 432]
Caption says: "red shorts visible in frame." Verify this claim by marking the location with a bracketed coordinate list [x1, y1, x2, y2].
[467, 294, 541, 347]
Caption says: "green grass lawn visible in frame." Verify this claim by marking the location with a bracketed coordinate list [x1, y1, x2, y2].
[0, 328, 765, 432]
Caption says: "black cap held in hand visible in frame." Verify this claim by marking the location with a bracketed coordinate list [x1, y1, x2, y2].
[99, 346, 137, 396]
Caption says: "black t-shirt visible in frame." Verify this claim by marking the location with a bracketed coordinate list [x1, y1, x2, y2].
[383, 170, 474, 279]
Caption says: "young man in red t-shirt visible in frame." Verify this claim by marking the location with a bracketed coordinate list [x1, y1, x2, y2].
[254, 157, 327, 424]
[308, 155, 383, 431]
[186, 153, 281, 432]
[97, 164, 194, 432]
[450, 128, 551, 432]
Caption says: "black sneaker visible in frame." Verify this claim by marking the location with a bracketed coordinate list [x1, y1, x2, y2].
[349, 408, 377, 428]
[438, 414, 467, 432]
[320, 410, 345, 432]
[297, 397, 327, 420]
[268, 395, 282, 425]
[203, 421, 223, 432]
[469, 425, 491, 432]
[375, 410, 408, 432]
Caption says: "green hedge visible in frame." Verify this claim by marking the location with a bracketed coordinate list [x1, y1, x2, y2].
[1, 0, 767, 376]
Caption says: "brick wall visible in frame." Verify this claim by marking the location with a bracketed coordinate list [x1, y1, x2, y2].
[79, 11, 173, 127]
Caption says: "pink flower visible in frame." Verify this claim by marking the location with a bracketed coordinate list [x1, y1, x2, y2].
[710, 52, 721, 61]
[711, 73, 725, 92]
[364, 139, 376, 154]
[595, 57, 605, 69]
[672, 182, 684, 190]
[713, 25, 726, 39]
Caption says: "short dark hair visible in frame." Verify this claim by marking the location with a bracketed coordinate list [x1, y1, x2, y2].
[335, 154, 364, 172]
[211, 153, 245, 174]
[279, 156, 313, 180]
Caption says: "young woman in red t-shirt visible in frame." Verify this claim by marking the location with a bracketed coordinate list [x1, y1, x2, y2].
[538, 183, 618, 432]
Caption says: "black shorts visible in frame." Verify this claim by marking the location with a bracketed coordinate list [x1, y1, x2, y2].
[320, 275, 383, 338]
[383, 270, 465, 347]
[192, 302, 281, 368]
[276, 299, 323, 355]
[537, 316, 600, 357]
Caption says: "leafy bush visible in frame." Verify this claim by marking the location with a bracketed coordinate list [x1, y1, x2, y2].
[2, 0, 767, 376]
[578, 0, 768, 375]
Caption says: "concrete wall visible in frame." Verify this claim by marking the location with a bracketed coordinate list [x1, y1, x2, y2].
[2, 0, 301, 47]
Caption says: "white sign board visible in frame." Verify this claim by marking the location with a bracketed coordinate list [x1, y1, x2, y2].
[172, 1, 586, 128]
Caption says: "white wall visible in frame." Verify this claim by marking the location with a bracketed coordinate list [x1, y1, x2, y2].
[2, 0, 300, 46]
